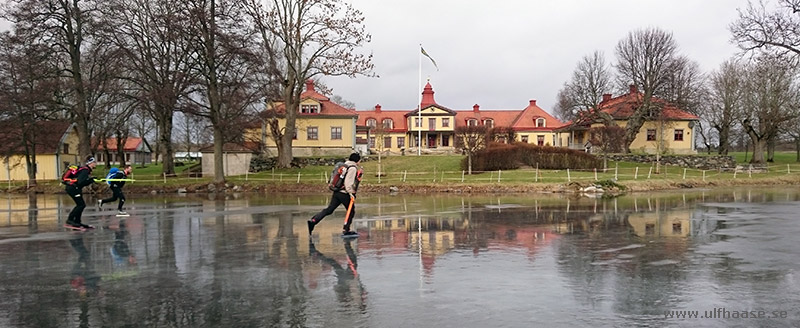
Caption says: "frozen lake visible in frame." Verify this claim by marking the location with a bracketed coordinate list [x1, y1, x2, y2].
[1, 188, 799, 327]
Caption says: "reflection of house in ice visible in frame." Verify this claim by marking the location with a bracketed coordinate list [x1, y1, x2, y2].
[356, 215, 558, 277]
[627, 210, 692, 237]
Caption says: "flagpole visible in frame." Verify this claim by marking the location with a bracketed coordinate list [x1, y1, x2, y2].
[418, 44, 422, 156]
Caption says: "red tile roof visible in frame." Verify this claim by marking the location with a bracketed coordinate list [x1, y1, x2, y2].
[599, 86, 699, 121]
[357, 82, 565, 132]
[97, 137, 144, 152]
[267, 80, 358, 118]
[356, 105, 409, 133]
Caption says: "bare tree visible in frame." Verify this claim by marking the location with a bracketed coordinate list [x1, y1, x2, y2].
[614, 27, 680, 152]
[588, 125, 625, 169]
[99, 0, 196, 175]
[561, 51, 615, 125]
[184, 0, 263, 182]
[455, 125, 489, 175]
[0, 29, 61, 185]
[706, 60, 746, 155]
[243, 0, 375, 168]
[731, 0, 800, 64]
[552, 87, 578, 123]
[661, 56, 706, 116]
[174, 112, 210, 161]
[129, 107, 155, 166]
[3, 0, 105, 160]
[741, 55, 800, 164]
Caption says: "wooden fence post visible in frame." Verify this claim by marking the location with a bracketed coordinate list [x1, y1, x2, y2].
[634, 167, 639, 180]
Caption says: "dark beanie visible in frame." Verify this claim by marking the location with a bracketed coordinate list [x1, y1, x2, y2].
[348, 153, 361, 162]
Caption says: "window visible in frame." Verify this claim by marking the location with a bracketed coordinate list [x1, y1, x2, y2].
[368, 137, 375, 148]
[382, 119, 393, 129]
[442, 135, 449, 147]
[366, 118, 377, 128]
[521, 135, 529, 143]
[674, 129, 684, 141]
[63, 144, 69, 154]
[672, 222, 682, 234]
[414, 135, 420, 147]
[429, 118, 436, 130]
[415, 117, 421, 127]
[536, 118, 546, 127]
[384, 136, 392, 148]
[442, 118, 450, 127]
[300, 104, 319, 114]
[307, 127, 318, 140]
[126, 154, 130, 161]
[484, 119, 493, 128]
[331, 127, 342, 140]
[397, 137, 405, 148]
[467, 119, 478, 126]
[647, 129, 656, 141]
[537, 135, 544, 146]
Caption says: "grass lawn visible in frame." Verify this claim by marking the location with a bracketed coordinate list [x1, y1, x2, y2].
[10, 152, 800, 189]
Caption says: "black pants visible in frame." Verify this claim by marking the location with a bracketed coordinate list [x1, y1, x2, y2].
[66, 186, 85, 224]
[101, 187, 125, 211]
[311, 192, 355, 232]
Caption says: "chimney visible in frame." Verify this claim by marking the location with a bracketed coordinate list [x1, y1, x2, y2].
[602, 94, 612, 102]
[529, 99, 537, 107]
[473, 104, 480, 113]
[629, 84, 638, 94]
[375, 104, 381, 113]
[306, 79, 315, 92]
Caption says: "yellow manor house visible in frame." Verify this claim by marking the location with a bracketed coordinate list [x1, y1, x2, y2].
[249, 80, 698, 157]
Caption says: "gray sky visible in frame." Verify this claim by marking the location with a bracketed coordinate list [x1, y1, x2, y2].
[331, 0, 753, 114]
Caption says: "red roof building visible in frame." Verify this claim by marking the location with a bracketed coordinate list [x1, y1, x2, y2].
[356, 81, 565, 152]
[96, 137, 152, 165]
[556, 85, 700, 154]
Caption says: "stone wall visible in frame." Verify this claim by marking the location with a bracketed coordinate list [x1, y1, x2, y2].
[604, 154, 736, 170]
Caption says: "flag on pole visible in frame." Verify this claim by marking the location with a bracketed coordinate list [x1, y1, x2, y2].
[421, 46, 439, 71]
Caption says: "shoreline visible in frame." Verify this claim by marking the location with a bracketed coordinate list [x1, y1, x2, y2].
[6, 175, 800, 195]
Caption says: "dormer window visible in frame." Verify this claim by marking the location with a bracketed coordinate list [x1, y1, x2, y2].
[483, 119, 493, 128]
[300, 104, 319, 114]
[536, 118, 546, 128]
[382, 118, 393, 129]
[366, 118, 377, 128]
[467, 119, 478, 127]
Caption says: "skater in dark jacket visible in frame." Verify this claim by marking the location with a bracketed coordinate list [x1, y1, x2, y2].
[63, 156, 98, 230]
[98, 164, 132, 216]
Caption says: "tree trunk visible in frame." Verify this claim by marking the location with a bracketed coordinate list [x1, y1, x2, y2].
[75, 120, 92, 161]
[750, 137, 766, 164]
[116, 136, 127, 167]
[213, 126, 225, 183]
[767, 137, 775, 162]
[157, 117, 175, 175]
[717, 125, 730, 155]
[24, 151, 37, 187]
[623, 113, 646, 153]
[796, 136, 800, 162]
[467, 152, 473, 175]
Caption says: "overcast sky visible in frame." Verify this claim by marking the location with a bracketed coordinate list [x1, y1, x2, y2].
[0, 0, 757, 116]
[330, 0, 754, 114]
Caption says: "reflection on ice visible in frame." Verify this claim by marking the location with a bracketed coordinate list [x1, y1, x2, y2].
[0, 188, 799, 327]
